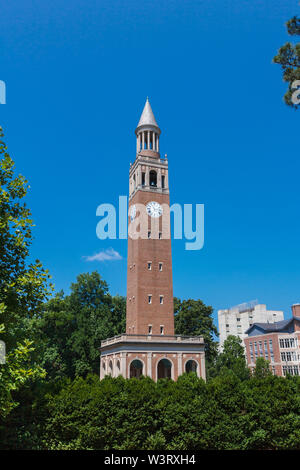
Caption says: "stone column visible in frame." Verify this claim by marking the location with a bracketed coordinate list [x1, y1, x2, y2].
[147, 131, 150, 149]
[121, 352, 127, 379]
[165, 168, 168, 189]
[178, 353, 183, 377]
[152, 131, 155, 151]
[142, 132, 145, 150]
[147, 353, 152, 378]
[157, 168, 162, 188]
[157, 135, 159, 152]
[200, 353, 206, 381]
[113, 356, 117, 378]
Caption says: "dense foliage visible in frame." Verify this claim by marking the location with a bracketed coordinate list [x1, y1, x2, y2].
[274, 15, 300, 108]
[174, 298, 218, 365]
[209, 335, 250, 381]
[1, 371, 299, 450]
[32, 272, 126, 381]
[0, 128, 50, 417]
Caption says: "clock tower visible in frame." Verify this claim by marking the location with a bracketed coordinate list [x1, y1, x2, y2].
[127, 98, 174, 337]
[100, 99, 206, 381]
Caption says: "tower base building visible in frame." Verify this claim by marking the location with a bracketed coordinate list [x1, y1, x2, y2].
[100, 99, 206, 381]
[100, 334, 205, 380]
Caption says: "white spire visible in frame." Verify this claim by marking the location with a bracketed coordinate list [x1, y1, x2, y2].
[136, 97, 159, 129]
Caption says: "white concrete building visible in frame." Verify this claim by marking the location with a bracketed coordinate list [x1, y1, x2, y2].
[218, 301, 284, 351]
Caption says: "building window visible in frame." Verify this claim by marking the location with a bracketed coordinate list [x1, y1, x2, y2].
[148, 295, 152, 304]
[160, 325, 164, 335]
[264, 340, 269, 360]
[159, 262, 163, 271]
[254, 342, 258, 358]
[148, 325, 152, 334]
[147, 262, 152, 270]
[269, 339, 274, 362]
[158, 232, 162, 239]
[142, 172, 145, 186]
[280, 337, 296, 349]
[162, 175, 165, 189]
[149, 170, 157, 187]
[159, 295, 164, 305]
[148, 231, 151, 239]
[250, 342, 254, 362]
[259, 341, 263, 356]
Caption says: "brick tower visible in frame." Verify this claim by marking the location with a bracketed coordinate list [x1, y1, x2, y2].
[100, 99, 206, 381]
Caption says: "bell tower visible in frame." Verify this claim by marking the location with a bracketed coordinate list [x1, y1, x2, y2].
[100, 99, 206, 382]
[127, 98, 174, 337]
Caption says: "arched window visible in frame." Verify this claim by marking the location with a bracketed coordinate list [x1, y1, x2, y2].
[130, 359, 143, 378]
[185, 360, 198, 374]
[149, 170, 157, 187]
[108, 360, 113, 376]
[116, 360, 121, 376]
[157, 358, 172, 379]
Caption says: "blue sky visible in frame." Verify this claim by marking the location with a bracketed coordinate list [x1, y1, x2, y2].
[1, 0, 299, 331]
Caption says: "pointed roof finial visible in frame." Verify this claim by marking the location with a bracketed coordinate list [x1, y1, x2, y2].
[136, 98, 159, 129]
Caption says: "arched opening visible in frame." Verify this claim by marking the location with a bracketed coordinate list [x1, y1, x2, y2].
[149, 170, 157, 187]
[185, 360, 198, 374]
[116, 360, 120, 376]
[108, 360, 113, 376]
[157, 358, 172, 379]
[130, 359, 143, 378]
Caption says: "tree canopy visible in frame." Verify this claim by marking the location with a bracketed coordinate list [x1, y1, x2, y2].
[33, 272, 126, 380]
[211, 335, 250, 381]
[174, 298, 218, 365]
[273, 15, 300, 109]
[0, 127, 51, 417]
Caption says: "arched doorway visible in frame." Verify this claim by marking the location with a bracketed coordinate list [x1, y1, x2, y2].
[130, 359, 143, 378]
[157, 358, 172, 379]
[108, 360, 113, 376]
[116, 360, 120, 376]
[185, 360, 198, 374]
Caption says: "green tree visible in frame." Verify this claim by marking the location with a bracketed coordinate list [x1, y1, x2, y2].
[35, 272, 126, 380]
[174, 298, 218, 365]
[273, 15, 300, 109]
[212, 335, 250, 381]
[253, 357, 272, 379]
[0, 127, 51, 417]
[27, 373, 299, 450]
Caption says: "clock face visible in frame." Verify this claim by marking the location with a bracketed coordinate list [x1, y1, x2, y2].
[129, 205, 136, 221]
[146, 201, 163, 218]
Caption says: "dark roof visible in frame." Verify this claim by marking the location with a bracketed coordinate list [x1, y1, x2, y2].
[245, 317, 300, 335]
